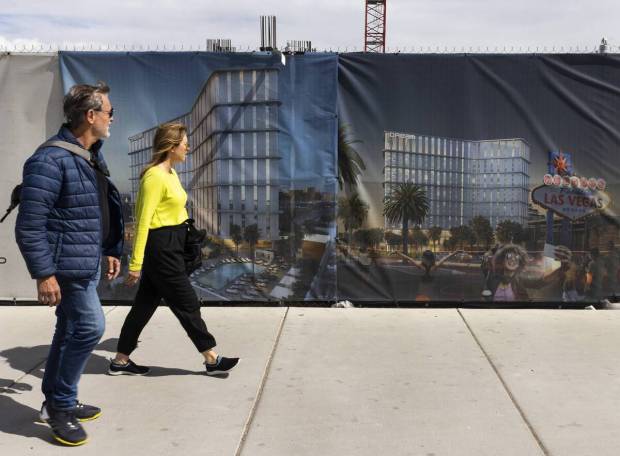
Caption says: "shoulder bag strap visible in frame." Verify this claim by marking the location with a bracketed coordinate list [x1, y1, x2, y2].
[39, 140, 94, 167]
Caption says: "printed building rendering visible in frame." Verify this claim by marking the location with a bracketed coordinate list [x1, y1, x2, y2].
[189, 69, 281, 241]
[129, 68, 281, 241]
[383, 131, 530, 229]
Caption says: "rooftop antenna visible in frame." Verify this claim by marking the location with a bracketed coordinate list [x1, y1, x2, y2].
[206, 39, 235, 52]
[284, 40, 314, 54]
[260, 15, 277, 51]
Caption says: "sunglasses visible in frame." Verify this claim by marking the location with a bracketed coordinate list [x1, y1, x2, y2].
[95, 107, 114, 118]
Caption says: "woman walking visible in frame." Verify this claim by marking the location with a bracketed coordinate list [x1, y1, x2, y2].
[109, 122, 238, 376]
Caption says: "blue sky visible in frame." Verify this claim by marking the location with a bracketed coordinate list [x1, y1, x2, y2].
[1, 1, 620, 52]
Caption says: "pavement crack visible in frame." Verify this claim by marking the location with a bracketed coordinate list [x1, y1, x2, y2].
[457, 308, 550, 456]
[234, 306, 289, 456]
[103, 305, 118, 316]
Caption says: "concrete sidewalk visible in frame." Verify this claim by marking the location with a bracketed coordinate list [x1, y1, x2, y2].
[0, 307, 619, 455]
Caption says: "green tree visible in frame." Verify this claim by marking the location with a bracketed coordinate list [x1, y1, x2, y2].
[466, 226, 477, 249]
[449, 225, 475, 250]
[354, 228, 384, 252]
[470, 216, 494, 250]
[428, 226, 443, 252]
[443, 237, 457, 251]
[495, 220, 525, 244]
[338, 124, 366, 192]
[410, 227, 429, 253]
[230, 223, 243, 255]
[383, 183, 429, 255]
[244, 224, 261, 280]
[384, 231, 402, 252]
[338, 192, 369, 249]
[367, 228, 384, 250]
[208, 243, 223, 259]
[353, 229, 372, 252]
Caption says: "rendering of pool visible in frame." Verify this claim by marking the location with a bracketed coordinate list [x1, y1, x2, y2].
[195, 263, 266, 290]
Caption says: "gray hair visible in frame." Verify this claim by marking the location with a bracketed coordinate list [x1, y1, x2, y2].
[63, 82, 110, 129]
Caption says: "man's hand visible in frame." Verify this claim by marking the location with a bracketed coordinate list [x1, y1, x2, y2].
[124, 270, 141, 287]
[37, 275, 61, 306]
[105, 256, 121, 280]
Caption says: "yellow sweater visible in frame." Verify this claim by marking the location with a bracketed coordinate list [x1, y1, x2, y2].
[129, 166, 189, 271]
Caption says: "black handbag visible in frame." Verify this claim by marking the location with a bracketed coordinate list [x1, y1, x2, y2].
[183, 219, 206, 275]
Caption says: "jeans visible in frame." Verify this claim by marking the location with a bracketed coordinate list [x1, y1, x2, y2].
[41, 267, 105, 410]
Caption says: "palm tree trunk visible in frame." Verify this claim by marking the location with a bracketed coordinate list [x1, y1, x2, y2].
[402, 219, 409, 255]
[251, 245, 255, 282]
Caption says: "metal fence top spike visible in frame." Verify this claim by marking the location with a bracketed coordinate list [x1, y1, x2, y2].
[1, 41, 617, 54]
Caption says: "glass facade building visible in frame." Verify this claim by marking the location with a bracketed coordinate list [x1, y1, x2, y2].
[128, 68, 281, 241]
[383, 131, 530, 229]
[189, 69, 281, 241]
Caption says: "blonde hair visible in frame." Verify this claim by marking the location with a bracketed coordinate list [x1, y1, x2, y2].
[140, 122, 187, 178]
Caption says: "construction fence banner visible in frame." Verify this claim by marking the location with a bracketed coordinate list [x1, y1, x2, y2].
[0, 53, 65, 300]
[1, 52, 338, 302]
[4, 52, 620, 305]
[337, 53, 620, 304]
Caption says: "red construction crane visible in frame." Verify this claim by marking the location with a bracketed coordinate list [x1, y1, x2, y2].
[364, 0, 387, 52]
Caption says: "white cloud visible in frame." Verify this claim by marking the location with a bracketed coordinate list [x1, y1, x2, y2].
[0, 0, 618, 52]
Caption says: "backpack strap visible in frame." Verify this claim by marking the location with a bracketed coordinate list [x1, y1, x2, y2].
[39, 140, 94, 166]
[1, 141, 104, 224]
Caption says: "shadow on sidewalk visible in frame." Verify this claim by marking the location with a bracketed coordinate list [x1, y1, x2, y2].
[0, 338, 211, 378]
[94, 338, 209, 377]
[0, 380, 50, 443]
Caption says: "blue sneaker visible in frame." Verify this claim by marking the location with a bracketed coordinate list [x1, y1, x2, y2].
[45, 407, 88, 446]
[39, 401, 101, 423]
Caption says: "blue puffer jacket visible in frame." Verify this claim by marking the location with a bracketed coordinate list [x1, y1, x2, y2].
[15, 126, 124, 280]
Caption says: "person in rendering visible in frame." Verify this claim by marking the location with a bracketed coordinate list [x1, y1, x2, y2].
[408, 249, 464, 281]
[604, 241, 620, 295]
[562, 256, 591, 302]
[109, 122, 239, 376]
[15, 82, 123, 446]
[588, 248, 606, 300]
[484, 243, 571, 302]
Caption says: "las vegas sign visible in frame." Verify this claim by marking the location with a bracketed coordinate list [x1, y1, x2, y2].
[532, 174, 611, 220]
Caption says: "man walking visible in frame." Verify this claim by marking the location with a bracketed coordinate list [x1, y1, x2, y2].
[15, 82, 124, 446]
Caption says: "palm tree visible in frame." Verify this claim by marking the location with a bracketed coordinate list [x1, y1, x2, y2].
[244, 224, 260, 281]
[338, 124, 366, 192]
[428, 226, 443, 252]
[230, 223, 243, 256]
[383, 183, 429, 255]
[410, 227, 429, 254]
[338, 192, 369, 250]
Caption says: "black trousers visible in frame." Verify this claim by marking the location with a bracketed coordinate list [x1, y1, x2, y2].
[117, 224, 217, 355]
